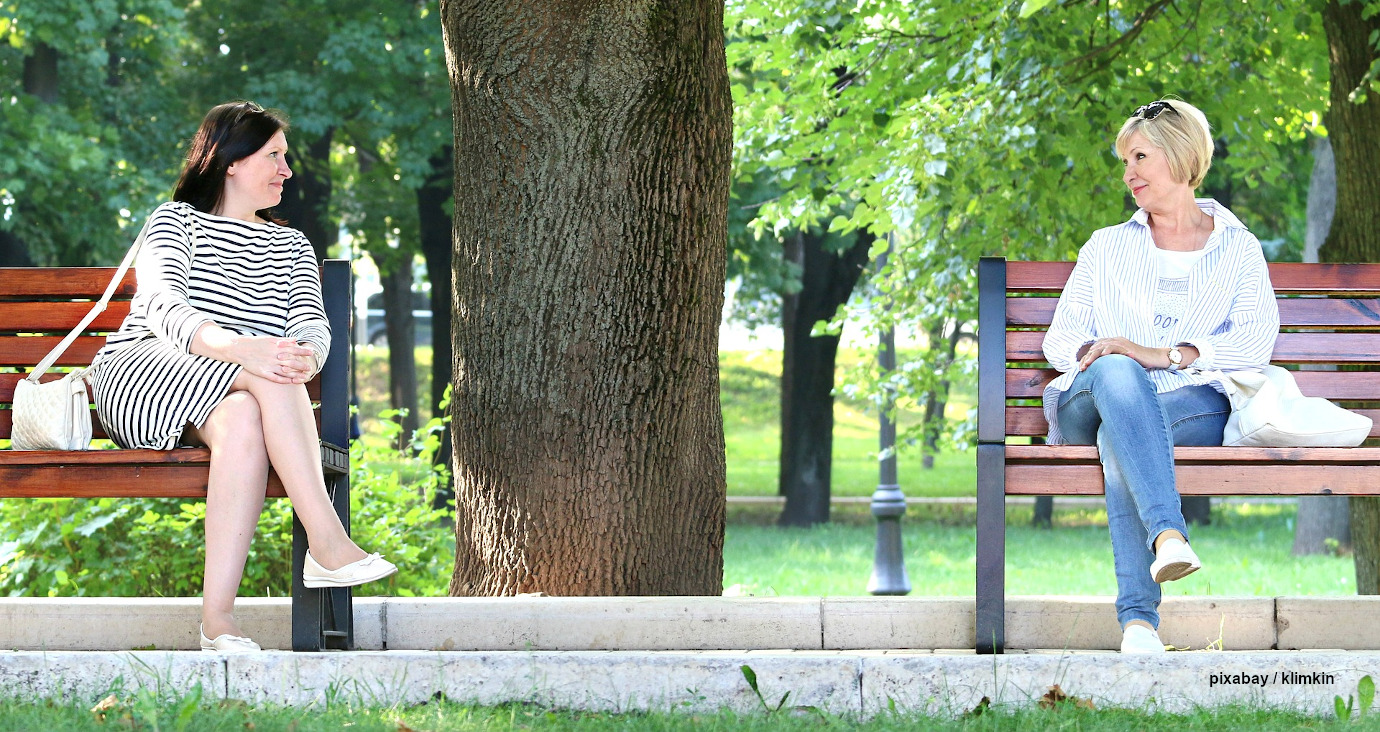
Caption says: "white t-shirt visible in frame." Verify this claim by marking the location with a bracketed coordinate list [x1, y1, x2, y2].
[1152, 248, 1209, 340]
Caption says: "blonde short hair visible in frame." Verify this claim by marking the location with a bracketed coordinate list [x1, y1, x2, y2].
[1115, 99, 1214, 188]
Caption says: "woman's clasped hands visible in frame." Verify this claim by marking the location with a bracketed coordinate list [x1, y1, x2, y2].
[235, 336, 317, 383]
[1078, 336, 1160, 371]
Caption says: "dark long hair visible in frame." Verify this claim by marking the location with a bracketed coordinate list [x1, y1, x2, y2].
[173, 101, 290, 222]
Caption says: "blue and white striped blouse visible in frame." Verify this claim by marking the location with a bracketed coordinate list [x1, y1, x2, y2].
[1040, 199, 1280, 444]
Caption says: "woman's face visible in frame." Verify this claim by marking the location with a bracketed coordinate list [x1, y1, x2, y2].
[222, 130, 292, 219]
[1120, 131, 1184, 209]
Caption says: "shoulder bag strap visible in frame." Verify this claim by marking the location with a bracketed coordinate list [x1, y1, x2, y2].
[24, 217, 153, 382]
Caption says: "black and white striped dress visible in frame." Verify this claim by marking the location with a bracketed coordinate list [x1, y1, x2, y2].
[92, 201, 330, 450]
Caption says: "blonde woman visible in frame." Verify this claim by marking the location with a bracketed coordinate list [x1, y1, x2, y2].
[1041, 100, 1279, 653]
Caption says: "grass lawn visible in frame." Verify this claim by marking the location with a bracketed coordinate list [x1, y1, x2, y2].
[356, 347, 976, 498]
[724, 502, 1355, 600]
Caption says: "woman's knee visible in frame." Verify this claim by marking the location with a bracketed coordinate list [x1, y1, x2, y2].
[204, 392, 265, 448]
[1083, 354, 1151, 392]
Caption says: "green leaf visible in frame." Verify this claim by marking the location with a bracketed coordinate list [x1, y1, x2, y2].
[1360, 675, 1374, 717]
[1336, 695, 1348, 720]
[1019, 0, 1056, 19]
[740, 664, 759, 693]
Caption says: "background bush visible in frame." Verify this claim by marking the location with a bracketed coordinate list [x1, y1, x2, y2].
[0, 412, 454, 598]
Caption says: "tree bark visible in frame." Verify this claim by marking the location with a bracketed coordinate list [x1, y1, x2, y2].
[1320, 0, 1380, 594]
[381, 260, 420, 450]
[418, 148, 456, 511]
[23, 41, 59, 104]
[441, 0, 730, 595]
[777, 229, 872, 527]
[1293, 132, 1350, 555]
[277, 129, 335, 261]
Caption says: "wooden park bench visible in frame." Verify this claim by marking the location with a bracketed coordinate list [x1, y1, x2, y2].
[976, 257, 1380, 654]
[0, 261, 355, 651]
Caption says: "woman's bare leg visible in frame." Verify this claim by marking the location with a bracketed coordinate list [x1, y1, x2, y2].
[228, 370, 367, 569]
[190, 392, 270, 641]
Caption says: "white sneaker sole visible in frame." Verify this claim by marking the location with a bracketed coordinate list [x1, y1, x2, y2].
[303, 564, 398, 589]
[1152, 560, 1200, 584]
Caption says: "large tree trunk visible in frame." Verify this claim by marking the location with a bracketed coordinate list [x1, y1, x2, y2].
[777, 229, 872, 527]
[418, 148, 456, 511]
[1294, 132, 1350, 555]
[441, 0, 730, 595]
[381, 260, 420, 451]
[23, 41, 59, 103]
[1320, 0, 1380, 594]
[277, 129, 335, 261]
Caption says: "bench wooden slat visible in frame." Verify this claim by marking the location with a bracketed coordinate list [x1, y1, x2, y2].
[1006, 261, 1380, 294]
[1006, 330, 1380, 364]
[0, 268, 137, 297]
[0, 464, 289, 498]
[1007, 463, 1380, 495]
[0, 336, 106, 366]
[0, 410, 109, 439]
[1003, 405, 1380, 438]
[1005, 367, 1380, 400]
[0, 302, 131, 332]
[1007, 444, 1380, 462]
[1007, 296, 1380, 329]
[1, 372, 323, 404]
[1, 407, 325, 440]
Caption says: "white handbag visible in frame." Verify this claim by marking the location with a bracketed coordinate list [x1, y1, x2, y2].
[9, 220, 149, 451]
[1219, 365, 1373, 448]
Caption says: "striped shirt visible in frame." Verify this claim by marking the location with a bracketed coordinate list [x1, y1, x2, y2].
[91, 201, 330, 449]
[96, 201, 330, 368]
[1040, 199, 1279, 444]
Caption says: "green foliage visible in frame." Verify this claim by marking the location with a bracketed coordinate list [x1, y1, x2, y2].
[727, 0, 1333, 457]
[1338, 675, 1376, 721]
[0, 409, 453, 598]
[0, 0, 193, 265]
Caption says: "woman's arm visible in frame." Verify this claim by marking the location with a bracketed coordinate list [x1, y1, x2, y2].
[282, 235, 330, 378]
[1042, 243, 1098, 373]
[138, 204, 218, 352]
[1180, 234, 1279, 371]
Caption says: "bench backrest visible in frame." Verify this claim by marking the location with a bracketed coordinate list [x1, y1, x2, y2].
[979, 259, 1380, 444]
[0, 264, 351, 446]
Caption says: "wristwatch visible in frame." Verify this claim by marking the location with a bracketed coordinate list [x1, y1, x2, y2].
[1167, 347, 1184, 372]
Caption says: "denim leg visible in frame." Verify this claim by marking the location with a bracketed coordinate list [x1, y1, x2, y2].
[1055, 356, 1227, 628]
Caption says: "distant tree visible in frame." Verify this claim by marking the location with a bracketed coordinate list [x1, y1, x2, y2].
[1316, 0, 1380, 594]
[1, 0, 191, 266]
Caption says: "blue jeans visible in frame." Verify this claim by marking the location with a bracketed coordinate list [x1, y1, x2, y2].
[1056, 355, 1229, 629]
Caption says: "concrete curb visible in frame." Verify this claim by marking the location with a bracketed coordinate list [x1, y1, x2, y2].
[2, 650, 1376, 717]
[2, 596, 1378, 653]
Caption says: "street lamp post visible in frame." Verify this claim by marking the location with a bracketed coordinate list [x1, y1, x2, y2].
[868, 235, 910, 596]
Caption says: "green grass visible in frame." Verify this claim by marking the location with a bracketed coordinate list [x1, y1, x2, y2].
[2, 696, 1377, 731]
[355, 346, 976, 498]
[724, 502, 1355, 599]
[720, 349, 976, 498]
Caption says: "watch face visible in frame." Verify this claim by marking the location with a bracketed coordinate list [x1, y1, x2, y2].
[1169, 348, 1182, 365]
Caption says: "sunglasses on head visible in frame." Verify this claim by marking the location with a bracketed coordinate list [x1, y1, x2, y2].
[1133, 101, 1175, 120]
[231, 102, 265, 126]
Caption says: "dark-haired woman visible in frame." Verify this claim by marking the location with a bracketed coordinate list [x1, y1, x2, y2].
[92, 102, 396, 653]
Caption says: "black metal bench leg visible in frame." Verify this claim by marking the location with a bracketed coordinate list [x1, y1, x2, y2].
[976, 444, 1006, 654]
[291, 471, 354, 651]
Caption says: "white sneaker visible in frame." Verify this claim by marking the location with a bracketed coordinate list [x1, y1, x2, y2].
[1149, 537, 1201, 583]
[199, 624, 261, 653]
[1120, 624, 1166, 654]
[303, 551, 398, 589]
